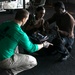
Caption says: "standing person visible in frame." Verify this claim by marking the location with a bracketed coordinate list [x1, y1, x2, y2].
[0, 9, 53, 75]
[45, 1, 75, 61]
[22, 6, 46, 35]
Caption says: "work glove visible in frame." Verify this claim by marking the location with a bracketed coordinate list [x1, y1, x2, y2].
[43, 41, 53, 48]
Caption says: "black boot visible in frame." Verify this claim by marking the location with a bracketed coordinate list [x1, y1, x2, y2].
[58, 48, 70, 61]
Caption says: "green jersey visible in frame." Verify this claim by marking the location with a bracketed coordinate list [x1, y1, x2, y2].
[0, 21, 38, 61]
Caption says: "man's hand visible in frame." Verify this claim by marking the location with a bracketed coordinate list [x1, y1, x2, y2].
[43, 41, 53, 48]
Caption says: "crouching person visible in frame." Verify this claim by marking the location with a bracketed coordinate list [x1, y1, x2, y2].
[0, 9, 53, 75]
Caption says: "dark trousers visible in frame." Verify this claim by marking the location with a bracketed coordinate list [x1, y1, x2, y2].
[51, 36, 74, 55]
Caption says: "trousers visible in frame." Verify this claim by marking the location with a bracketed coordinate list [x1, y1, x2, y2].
[0, 46, 37, 75]
[52, 36, 74, 54]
